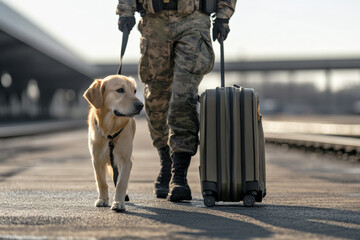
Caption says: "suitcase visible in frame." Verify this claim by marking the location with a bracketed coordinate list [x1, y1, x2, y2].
[199, 40, 266, 207]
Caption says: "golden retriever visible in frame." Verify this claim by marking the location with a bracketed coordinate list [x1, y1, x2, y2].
[83, 75, 143, 212]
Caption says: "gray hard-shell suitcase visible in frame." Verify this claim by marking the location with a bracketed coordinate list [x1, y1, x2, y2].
[199, 40, 266, 207]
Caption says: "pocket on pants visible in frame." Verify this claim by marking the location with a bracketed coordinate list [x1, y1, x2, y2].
[190, 31, 215, 75]
[138, 37, 151, 83]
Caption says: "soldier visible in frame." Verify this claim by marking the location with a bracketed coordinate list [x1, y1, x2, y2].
[117, 0, 236, 201]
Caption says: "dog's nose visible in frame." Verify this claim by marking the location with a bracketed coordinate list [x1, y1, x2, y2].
[134, 101, 144, 111]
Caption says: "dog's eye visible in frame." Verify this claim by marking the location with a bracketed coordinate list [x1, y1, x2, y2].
[116, 88, 124, 93]
[134, 89, 137, 94]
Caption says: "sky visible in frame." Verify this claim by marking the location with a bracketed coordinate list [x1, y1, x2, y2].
[2, 0, 360, 65]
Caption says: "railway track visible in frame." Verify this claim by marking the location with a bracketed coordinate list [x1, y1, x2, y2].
[263, 120, 360, 162]
[0, 119, 86, 138]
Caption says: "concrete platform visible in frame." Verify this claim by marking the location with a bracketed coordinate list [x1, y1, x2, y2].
[0, 118, 359, 239]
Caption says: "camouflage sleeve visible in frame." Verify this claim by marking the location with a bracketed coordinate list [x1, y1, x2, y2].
[216, 0, 237, 19]
[116, 0, 137, 17]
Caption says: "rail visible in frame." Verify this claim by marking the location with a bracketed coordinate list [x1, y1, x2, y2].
[0, 119, 86, 138]
[263, 119, 360, 161]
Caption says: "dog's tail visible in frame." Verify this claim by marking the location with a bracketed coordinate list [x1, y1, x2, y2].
[108, 164, 118, 187]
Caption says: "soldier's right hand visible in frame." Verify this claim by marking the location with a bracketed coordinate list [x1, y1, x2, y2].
[212, 18, 230, 43]
[118, 16, 136, 32]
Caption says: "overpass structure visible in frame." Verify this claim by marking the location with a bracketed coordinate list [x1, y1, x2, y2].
[213, 58, 360, 71]
[97, 58, 360, 77]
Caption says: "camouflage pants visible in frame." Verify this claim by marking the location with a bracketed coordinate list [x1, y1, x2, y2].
[138, 10, 214, 156]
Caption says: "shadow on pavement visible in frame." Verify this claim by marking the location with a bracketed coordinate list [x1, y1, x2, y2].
[124, 203, 272, 240]
[212, 204, 360, 240]
[121, 202, 359, 240]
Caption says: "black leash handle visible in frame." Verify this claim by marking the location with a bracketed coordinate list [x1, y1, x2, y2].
[117, 27, 130, 75]
[219, 37, 225, 88]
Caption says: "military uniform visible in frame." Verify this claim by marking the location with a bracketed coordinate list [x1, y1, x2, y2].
[117, 0, 236, 155]
[117, 0, 236, 200]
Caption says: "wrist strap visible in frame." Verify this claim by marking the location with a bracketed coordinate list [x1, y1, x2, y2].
[117, 27, 130, 75]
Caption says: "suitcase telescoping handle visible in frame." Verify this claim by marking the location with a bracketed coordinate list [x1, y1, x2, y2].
[219, 37, 225, 88]
[219, 39, 240, 89]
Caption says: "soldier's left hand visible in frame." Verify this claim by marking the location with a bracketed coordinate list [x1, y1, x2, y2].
[212, 18, 230, 42]
[118, 16, 136, 32]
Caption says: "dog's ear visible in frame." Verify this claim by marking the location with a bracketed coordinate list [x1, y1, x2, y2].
[126, 76, 137, 88]
[83, 79, 106, 109]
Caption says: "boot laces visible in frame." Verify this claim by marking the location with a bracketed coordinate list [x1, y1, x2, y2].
[172, 166, 188, 186]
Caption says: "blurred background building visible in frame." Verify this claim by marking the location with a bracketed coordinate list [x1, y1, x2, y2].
[0, 1, 96, 123]
[1, 0, 360, 123]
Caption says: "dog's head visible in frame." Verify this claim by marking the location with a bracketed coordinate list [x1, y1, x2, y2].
[83, 75, 143, 117]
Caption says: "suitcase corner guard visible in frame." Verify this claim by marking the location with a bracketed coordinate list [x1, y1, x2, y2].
[201, 181, 217, 196]
[246, 181, 259, 192]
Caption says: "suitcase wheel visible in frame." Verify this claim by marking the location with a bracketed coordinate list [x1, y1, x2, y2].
[243, 195, 255, 207]
[204, 196, 216, 207]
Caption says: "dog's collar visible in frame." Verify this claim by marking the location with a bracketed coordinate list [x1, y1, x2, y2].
[107, 128, 124, 141]
[94, 118, 124, 140]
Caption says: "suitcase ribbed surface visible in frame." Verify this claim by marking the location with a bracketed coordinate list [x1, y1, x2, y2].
[200, 86, 266, 204]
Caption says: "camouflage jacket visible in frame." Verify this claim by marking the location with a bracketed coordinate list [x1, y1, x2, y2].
[116, 0, 236, 19]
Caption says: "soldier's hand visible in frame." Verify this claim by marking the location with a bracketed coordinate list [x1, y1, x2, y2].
[118, 16, 136, 32]
[212, 18, 230, 42]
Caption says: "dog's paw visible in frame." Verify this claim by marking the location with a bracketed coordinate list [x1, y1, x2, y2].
[111, 201, 126, 212]
[95, 199, 110, 207]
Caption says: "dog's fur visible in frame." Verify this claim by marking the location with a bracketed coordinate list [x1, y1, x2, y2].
[83, 75, 143, 212]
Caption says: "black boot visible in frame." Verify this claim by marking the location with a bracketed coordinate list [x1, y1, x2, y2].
[167, 153, 192, 202]
[154, 145, 172, 198]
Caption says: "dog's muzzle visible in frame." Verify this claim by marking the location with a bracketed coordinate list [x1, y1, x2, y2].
[114, 101, 144, 117]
